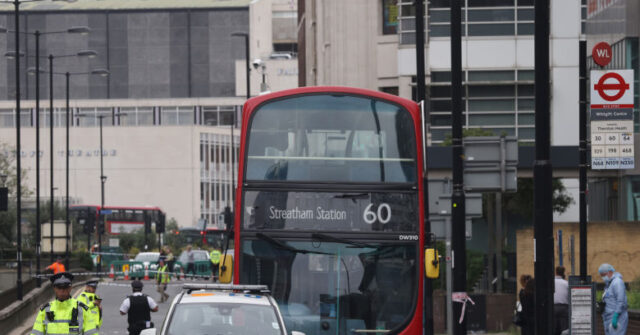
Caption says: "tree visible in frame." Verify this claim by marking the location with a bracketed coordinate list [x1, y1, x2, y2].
[0, 142, 32, 254]
[503, 178, 574, 218]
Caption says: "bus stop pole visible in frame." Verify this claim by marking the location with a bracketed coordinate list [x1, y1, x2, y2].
[533, 0, 554, 333]
[579, 40, 587, 280]
[414, 1, 434, 334]
[450, 1, 467, 334]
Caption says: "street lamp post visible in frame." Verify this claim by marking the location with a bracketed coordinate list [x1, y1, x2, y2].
[42, 50, 97, 264]
[0, 0, 75, 300]
[3, 24, 90, 286]
[31, 67, 108, 269]
[77, 111, 124, 275]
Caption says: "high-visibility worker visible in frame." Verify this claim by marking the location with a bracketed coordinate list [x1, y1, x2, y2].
[45, 257, 66, 274]
[77, 280, 103, 329]
[30, 272, 99, 335]
[209, 248, 221, 282]
[155, 260, 170, 303]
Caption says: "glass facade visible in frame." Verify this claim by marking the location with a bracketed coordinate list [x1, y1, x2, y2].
[397, 0, 538, 44]
[427, 69, 535, 143]
[0, 104, 241, 128]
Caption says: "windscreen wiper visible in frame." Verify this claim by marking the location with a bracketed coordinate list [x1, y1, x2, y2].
[311, 232, 376, 249]
[333, 193, 369, 199]
[256, 233, 331, 255]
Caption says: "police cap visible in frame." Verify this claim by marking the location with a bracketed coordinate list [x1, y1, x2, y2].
[50, 272, 74, 287]
[131, 280, 144, 289]
[86, 279, 99, 288]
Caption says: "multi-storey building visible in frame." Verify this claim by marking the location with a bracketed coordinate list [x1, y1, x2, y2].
[0, 0, 253, 229]
[300, 0, 587, 146]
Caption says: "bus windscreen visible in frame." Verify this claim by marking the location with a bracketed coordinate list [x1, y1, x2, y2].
[245, 94, 417, 183]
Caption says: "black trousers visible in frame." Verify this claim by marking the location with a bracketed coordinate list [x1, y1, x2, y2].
[554, 304, 569, 335]
[185, 263, 196, 278]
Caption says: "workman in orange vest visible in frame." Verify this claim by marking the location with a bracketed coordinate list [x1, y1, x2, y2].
[46, 257, 66, 274]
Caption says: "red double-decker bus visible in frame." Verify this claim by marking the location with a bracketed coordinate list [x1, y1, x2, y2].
[70, 205, 165, 235]
[232, 87, 426, 334]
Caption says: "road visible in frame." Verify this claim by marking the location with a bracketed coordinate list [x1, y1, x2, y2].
[95, 278, 212, 334]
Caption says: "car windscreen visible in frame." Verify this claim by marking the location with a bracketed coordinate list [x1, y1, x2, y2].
[134, 254, 159, 262]
[178, 251, 209, 263]
[166, 303, 282, 335]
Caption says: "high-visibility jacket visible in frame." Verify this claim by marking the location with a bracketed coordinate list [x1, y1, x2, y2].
[30, 298, 98, 335]
[209, 250, 221, 265]
[156, 265, 170, 284]
[77, 292, 102, 328]
[46, 262, 66, 274]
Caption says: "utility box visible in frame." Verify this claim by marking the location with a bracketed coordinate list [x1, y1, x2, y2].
[42, 220, 70, 253]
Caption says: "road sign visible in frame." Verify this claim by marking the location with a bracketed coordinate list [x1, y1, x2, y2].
[590, 70, 635, 169]
[463, 136, 518, 192]
[592, 41, 612, 67]
[100, 209, 113, 215]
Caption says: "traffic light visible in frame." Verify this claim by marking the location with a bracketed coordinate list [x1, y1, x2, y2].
[0, 187, 7, 211]
[97, 218, 105, 235]
[156, 212, 165, 233]
[144, 213, 151, 234]
[83, 213, 95, 234]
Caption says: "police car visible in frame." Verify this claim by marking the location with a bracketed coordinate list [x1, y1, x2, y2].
[140, 284, 305, 335]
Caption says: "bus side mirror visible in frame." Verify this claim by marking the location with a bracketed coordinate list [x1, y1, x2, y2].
[219, 254, 234, 284]
[425, 248, 440, 279]
[224, 206, 233, 231]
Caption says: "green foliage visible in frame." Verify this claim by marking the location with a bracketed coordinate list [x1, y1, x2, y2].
[503, 178, 574, 218]
[0, 142, 33, 252]
[71, 249, 93, 270]
[163, 218, 183, 253]
[118, 228, 159, 254]
[431, 241, 486, 291]
[440, 128, 495, 146]
[466, 249, 486, 290]
[129, 246, 140, 256]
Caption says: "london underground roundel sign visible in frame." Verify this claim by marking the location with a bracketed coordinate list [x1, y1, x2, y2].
[592, 41, 612, 67]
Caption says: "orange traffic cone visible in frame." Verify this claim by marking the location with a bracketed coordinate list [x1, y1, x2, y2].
[109, 264, 115, 279]
[144, 267, 149, 281]
[124, 267, 129, 281]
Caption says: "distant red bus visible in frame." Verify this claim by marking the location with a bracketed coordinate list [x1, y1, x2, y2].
[70, 205, 165, 235]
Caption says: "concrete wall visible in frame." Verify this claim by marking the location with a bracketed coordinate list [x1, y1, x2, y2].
[516, 221, 640, 290]
[302, 0, 380, 90]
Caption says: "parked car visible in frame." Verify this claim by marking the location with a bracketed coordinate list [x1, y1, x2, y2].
[131, 252, 160, 279]
[173, 249, 210, 278]
[140, 284, 305, 335]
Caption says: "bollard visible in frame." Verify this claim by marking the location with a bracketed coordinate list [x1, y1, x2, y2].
[144, 267, 149, 281]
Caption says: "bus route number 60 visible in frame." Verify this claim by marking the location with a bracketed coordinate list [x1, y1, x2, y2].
[363, 203, 392, 224]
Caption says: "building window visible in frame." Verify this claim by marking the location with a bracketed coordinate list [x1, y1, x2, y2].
[427, 69, 534, 143]
[383, 0, 399, 35]
[415, 0, 534, 41]
[380, 86, 399, 95]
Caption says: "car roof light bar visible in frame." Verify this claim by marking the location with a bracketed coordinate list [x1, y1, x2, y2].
[183, 283, 270, 294]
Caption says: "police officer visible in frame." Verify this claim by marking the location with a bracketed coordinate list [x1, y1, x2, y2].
[156, 259, 170, 303]
[209, 248, 221, 282]
[119, 280, 159, 335]
[77, 280, 103, 329]
[30, 272, 99, 335]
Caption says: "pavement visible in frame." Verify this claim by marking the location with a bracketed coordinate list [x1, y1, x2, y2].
[11, 277, 213, 335]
